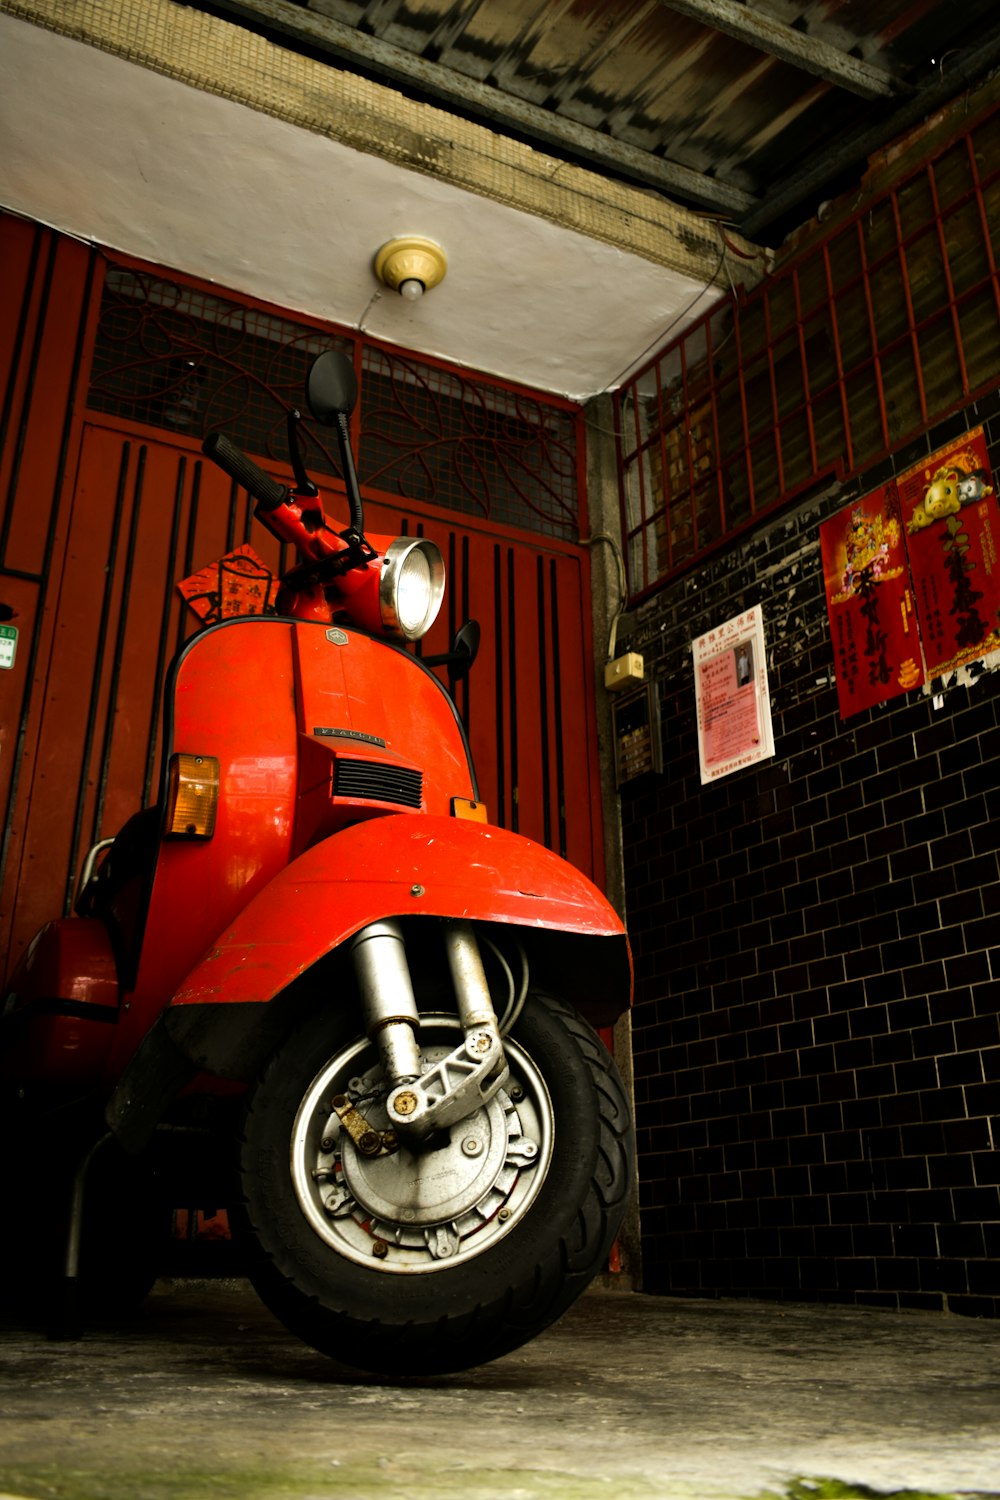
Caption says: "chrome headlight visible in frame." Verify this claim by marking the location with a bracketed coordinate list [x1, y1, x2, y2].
[379, 537, 446, 640]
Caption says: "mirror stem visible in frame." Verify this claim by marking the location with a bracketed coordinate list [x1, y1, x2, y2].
[337, 413, 366, 539]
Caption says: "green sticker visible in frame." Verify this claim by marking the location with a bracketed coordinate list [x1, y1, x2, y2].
[0, 624, 16, 671]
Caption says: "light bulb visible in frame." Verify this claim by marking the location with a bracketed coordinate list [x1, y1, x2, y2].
[399, 278, 424, 301]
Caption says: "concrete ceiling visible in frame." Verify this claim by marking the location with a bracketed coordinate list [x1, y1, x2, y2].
[0, 3, 755, 401]
[1, 1, 993, 400]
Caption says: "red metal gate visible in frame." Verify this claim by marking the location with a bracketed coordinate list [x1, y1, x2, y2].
[0, 217, 603, 988]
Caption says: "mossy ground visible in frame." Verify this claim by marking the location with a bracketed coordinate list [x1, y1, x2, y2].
[3, 1469, 994, 1500]
[756, 1481, 988, 1500]
[0, 1461, 697, 1500]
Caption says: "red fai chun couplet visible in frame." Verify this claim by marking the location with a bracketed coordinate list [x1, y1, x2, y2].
[820, 482, 922, 719]
[896, 426, 1000, 677]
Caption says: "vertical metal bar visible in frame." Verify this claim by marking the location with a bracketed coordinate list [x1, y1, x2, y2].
[506, 547, 519, 834]
[965, 129, 1000, 330]
[925, 161, 968, 395]
[143, 452, 188, 809]
[889, 188, 929, 425]
[175, 460, 202, 654]
[763, 287, 786, 495]
[493, 543, 506, 829]
[628, 381, 650, 593]
[64, 442, 133, 913]
[91, 445, 147, 846]
[705, 302, 727, 539]
[731, 303, 756, 514]
[447, 529, 457, 655]
[631, 380, 650, 593]
[680, 334, 700, 554]
[549, 558, 567, 861]
[856, 216, 892, 451]
[0, 229, 54, 565]
[653, 359, 672, 576]
[459, 532, 470, 727]
[241, 486, 255, 546]
[792, 266, 818, 475]
[645, 443, 660, 586]
[536, 556, 551, 850]
[822, 240, 853, 472]
[0, 226, 44, 566]
[225, 476, 239, 554]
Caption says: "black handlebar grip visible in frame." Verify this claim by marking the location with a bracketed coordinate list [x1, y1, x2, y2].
[202, 431, 289, 513]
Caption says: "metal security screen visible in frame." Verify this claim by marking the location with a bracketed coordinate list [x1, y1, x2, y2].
[617, 103, 1000, 599]
[87, 268, 582, 542]
[360, 346, 580, 541]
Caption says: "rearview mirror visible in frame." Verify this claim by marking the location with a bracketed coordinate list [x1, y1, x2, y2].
[424, 620, 481, 680]
[307, 351, 358, 425]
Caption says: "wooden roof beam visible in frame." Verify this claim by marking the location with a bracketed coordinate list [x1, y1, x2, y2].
[212, 0, 756, 214]
[655, 0, 908, 100]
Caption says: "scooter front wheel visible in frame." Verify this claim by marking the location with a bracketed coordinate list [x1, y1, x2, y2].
[234, 990, 633, 1375]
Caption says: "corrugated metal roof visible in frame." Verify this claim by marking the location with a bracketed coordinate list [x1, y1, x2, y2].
[194, 0, 1000, 239]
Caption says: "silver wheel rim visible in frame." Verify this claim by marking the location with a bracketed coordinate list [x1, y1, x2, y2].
[289, 1016, 553, 1274]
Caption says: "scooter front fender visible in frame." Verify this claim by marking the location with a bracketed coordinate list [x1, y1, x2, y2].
[172, 811, 627, 1012]
[107, 815, 630, 1151]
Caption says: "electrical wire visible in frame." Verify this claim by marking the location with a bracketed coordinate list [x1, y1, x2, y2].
[482, 935, 515, 1031]
[584, 529, 629, 661]
[484, 934, 530, 1035]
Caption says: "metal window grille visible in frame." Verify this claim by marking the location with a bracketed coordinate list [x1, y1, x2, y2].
[616, 105, 1000, 600]
[360, 346, 580, 540]
[87, 268, 581, 541]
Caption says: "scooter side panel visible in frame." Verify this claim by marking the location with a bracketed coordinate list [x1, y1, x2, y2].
[108, 620, 301, 1077]
[0, 919, 117, 1084]
[169, 813, 626, 1013]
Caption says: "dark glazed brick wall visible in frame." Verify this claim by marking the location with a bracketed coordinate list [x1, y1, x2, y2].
[620, 392, 1000, 1318]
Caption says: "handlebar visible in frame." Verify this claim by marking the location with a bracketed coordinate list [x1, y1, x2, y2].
[202, 431, 289, 514]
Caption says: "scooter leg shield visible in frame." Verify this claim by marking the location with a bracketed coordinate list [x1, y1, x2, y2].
[107, 813, 631, 1154]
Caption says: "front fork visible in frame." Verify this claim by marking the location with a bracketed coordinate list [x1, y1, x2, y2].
[349, 918, 509, 1142]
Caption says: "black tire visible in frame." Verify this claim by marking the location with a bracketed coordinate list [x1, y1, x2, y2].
[234, 991, 634, 1376]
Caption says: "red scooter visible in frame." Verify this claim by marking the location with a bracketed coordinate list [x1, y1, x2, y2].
[1, 352, 633, 1376]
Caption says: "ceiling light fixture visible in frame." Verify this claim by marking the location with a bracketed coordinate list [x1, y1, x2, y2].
[374, 236, 448, 301]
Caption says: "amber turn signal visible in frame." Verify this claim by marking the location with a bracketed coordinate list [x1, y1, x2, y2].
[166, 753, 220, 838]
[451, 797, 488, 823]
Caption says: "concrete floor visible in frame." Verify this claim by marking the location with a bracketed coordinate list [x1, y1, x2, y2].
[1, 1279, 999, 1500]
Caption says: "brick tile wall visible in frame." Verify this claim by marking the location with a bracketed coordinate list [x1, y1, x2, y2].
[619, 392, 1000, 1317]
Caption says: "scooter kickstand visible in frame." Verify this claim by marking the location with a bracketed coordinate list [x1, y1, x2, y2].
[48, 1131, 114, 1341]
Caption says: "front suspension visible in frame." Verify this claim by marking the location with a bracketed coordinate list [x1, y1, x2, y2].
[349, 918, 509, 1141]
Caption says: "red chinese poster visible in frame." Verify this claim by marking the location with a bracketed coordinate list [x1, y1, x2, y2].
[897, 426, 1000, 676]
[177, 544, 280, 624]
[820, 482, 922, 719]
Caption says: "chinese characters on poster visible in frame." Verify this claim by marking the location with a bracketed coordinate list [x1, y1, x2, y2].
[178, 544, 279, 624]
[896, 427, 1000, 676]
[693, 606, 775, 783]
[819, 482, 922, 717]
[821, 426, 999, 718]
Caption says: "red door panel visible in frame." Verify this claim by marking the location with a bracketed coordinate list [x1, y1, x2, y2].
[0, 420, 290, 980]
[2, 426, 602, 986]
[0, 227, 602, 988]
[361, 492, 603, 884]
